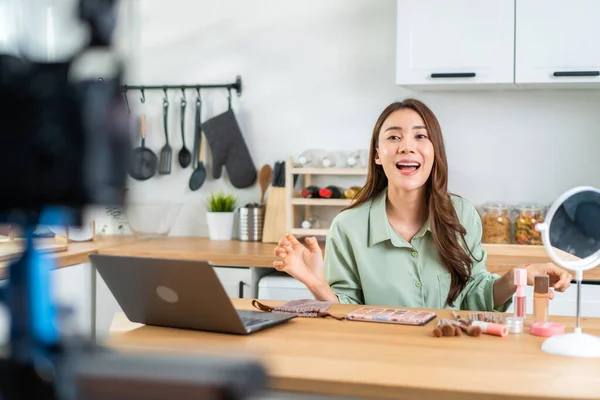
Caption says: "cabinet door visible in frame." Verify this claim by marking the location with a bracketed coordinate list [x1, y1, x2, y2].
[396, 0, 515, 88]
[52, 263, 93, 337]
[516, 0, 600, 87]
[213, 267, 252, 298]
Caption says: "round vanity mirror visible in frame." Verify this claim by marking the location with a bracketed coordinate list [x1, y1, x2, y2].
[535, 186, 600, 357]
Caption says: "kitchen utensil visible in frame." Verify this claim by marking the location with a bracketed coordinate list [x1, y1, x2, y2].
[258, 164, 272, 204]
[261, 186, 287, 243]
[178, 94, 191, 168]
[237, 205, 265, 241]
[278, 161, 286, 186]
[128, 115, 158, 181]
[158, 94, 172, 174]
[271, 162, 281, 187]
[189, 94, 206, 191]
[201, 107, 257, 189]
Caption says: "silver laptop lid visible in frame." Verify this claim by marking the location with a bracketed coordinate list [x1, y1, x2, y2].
[90, 254, 248, 334]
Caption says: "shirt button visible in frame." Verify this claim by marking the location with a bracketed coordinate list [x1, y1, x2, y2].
[411, 251, 418, 257]
[415, 281, 422, 288]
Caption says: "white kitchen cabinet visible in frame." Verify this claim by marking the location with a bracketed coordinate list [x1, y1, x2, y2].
[52, 263, 93, 337]
[395, 0, 515, 89]
[0, 264, 93, 345]
[504, 284, 600, 318]
[213, 267, 253, 299]
[515, 0, 600, 87]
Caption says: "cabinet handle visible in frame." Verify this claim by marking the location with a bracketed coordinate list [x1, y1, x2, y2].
[430, 72, 476, 78]
[553, 71, 600, 77]
[238, 281, 245, 298]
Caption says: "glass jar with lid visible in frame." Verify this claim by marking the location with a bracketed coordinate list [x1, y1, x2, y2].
[481, 202, 512, 244]
[514, 203, 546, 245]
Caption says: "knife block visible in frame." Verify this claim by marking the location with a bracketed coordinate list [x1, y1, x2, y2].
[262, 187, 289, 243]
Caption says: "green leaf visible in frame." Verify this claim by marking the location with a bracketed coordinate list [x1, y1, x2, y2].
[206, 190, 238, 212]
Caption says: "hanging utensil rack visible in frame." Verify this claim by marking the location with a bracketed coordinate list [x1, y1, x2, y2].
[120, 75, 242, 100]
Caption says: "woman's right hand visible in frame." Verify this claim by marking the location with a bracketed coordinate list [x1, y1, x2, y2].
[273, 233, 326, 290]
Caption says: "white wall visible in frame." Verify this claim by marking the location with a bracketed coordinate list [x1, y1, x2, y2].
[108, 0, 600, 236]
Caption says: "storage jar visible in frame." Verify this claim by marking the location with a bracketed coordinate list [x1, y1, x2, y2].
[481, 202, 512, 244]
[514, 203, 546, 245]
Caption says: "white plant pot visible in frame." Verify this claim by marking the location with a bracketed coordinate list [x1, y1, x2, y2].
[206, 212, 235, 240]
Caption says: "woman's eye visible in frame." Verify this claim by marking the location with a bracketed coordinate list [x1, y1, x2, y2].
[416, 133, 428, 139]
[388, 135, 400, 140]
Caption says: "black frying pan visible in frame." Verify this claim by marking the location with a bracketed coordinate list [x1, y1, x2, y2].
[189, 94, 206, 190]
[129, 115, 158, 180]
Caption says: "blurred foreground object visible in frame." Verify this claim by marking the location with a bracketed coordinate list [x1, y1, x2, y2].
[0, 0, 266, 399]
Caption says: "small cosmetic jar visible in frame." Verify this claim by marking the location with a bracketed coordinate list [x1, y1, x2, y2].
[530, 322, 565, 337]
[506, 316, 524, 334]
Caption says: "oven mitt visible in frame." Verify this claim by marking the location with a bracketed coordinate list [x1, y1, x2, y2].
[201, 109, 257, 188]
[252, 299, 344, 320]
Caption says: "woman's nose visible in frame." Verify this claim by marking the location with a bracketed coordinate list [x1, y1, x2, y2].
[398, 137, 415, 153]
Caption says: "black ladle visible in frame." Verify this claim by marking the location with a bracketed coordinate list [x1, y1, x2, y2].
[189, 92, 206, 191]
[178, 93, 191, 168]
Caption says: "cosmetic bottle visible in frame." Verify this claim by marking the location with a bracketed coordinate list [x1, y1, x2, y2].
[534, 274, 549, 323]
[505, 268, 527, 334]
[471, 321, 508, 337]
[514, 268, 527, 319]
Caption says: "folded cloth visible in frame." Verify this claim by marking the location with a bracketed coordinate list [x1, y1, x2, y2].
[252, 299, 344, 320]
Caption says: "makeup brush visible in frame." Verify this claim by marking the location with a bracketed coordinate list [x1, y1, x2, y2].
[433, 321, 443, 337]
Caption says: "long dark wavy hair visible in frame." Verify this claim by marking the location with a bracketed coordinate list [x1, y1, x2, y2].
[345, 98, 478, 307]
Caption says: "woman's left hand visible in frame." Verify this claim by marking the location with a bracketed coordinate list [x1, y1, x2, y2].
[523, 263, 573, 299]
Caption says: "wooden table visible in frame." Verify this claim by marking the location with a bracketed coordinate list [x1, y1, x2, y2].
[0, 235, 140, 279]
[97, 237, 600, 281]
[107, 298, 600, 400]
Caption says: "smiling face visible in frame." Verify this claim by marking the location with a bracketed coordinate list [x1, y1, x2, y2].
[374, 108, 435, 194]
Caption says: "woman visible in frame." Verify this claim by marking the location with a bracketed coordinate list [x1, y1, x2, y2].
[273, 99, 572, 311]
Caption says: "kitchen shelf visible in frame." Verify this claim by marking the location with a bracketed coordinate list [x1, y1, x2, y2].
[289, 167, 368, 176]
[291, 198, 353, 207]
[290, 228, 330, 237]
[285, 156, 366, 236]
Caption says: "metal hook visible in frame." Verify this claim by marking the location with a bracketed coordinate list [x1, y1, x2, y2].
[123, 90, 131, 114]
[227, 88, 232, 110]
[140, 87, 146, 103]
[181, 88, 186, 104]
[163, 87, 169, 106]
[196, 87, 201, 105]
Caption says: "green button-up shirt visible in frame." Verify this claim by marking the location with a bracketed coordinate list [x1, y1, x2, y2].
[324, 189, 510, 311]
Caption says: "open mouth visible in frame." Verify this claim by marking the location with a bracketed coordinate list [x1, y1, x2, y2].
[395, 162, 421, 174]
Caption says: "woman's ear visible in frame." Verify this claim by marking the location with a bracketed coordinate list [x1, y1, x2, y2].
[374, 148, 382, 165]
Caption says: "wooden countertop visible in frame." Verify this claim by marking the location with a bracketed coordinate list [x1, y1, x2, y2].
[0, 235, 140, 279]
[107, 298, 600, 400]
[98, 237, 600, 281]
[98, 237, 280, 269]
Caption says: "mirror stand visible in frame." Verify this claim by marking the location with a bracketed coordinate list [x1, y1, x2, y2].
[536, 185, 600, 358]
[539, 270, 600, 357]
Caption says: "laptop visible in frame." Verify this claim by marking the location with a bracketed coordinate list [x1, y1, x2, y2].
[90, 254, 296, 335]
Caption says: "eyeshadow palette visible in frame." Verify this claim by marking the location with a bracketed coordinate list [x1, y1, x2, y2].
[345, 307, 437, 326]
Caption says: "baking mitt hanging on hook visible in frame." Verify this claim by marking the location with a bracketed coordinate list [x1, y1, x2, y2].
[201, 90, 257, 188]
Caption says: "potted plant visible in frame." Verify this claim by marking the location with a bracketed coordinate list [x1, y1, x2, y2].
[206, 190, 238, 240]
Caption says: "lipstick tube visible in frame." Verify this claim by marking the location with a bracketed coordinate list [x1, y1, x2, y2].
[534, 274, 549, 323]
[471, 321, 508, 337]
[514, 268, 527, 319]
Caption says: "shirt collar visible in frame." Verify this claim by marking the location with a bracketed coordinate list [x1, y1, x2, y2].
[368, 189, 390, 247]
[368, 188, 432, 247]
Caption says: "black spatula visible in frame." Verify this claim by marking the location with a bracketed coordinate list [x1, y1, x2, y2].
[158, 96, 172, 174]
